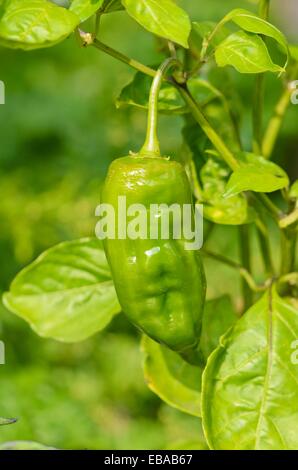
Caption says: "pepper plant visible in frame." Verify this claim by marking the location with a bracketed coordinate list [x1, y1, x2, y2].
[1, 0, 298, 450]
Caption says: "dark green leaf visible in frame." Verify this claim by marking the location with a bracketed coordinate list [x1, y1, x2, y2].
[224, 153, 289, 197]
[0, 0, 78, 50]
[200, 295, 237, 361]
[3, 238, 121, 342]
[102, 0, 123, 13]
[122, 0, 191, 48]
[142, 335, 202, 417]
[116, 71, 186, 114]
[215, 31, 284, 74]
[69, 0, 104, 21]
[116, 73, 221, 114]
[202, 288, 298, 450]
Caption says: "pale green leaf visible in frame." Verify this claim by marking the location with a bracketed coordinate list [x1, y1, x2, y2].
[223, 8, 288, 62]
[224, 153, 289, 197]
[215, 30, 284, 74]
[0, 0, 78, 50]
[122, 0, 191, 48]
[142, 335, 202, 417]
[202, 288, 298, 450]
[69, 0, 104, 21]
[141, 296, 237, 417]
[3, 238, 121, 342]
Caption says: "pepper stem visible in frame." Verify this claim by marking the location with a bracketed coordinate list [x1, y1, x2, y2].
[140, 57, 182, 157]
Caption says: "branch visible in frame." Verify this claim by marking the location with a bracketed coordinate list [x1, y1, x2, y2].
[202, 249, 269, 292]
[262, 85, 292, 159]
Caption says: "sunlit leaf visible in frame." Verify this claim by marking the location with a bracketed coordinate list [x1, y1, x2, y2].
[202, 288, 298, 450]
[3, 238, 121, 342]
[223, 9, 288, 62]
[0, 0, 78, 50]
[224, 153, 289, 197]
[215, 31, 284, 74]
[69, 0, 104, 21]
[122, 0, 191, 48]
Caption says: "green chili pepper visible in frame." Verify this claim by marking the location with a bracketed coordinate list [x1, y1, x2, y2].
[101, 59, 206, 365]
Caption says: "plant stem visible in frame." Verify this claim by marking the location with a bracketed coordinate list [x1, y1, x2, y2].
[279, 207, 298, 229]
[259, 0, 270, 18]
[239, 225, 253, 309]
[257, 193, 282, 220]
[253, 75, 265, 154]
[177, 85, 239, 171]
[140, 58, 182, 157]
[252, 0, 270, 154]
[202, 249, 268, 292]
[80, 32, 157, 78]
[256, 219, 275, 276]
[280, 228, 297, 275]
[262, 86, 292, 159]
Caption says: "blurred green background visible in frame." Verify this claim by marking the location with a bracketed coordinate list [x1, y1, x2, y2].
[0, 0, 297, 449]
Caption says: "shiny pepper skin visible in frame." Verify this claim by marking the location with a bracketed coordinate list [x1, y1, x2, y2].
[101, 155, 206, 360]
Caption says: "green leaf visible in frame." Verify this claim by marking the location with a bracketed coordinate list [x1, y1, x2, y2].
[200, 155, 256, 225]
[141, 296, 237, 417]
[202, 288, 298, 450]
[0, 417, 17, 426]
[200, 295, 237, 361]
[102, 0, 123, 13]
[222, 9, 288, 63]
[224, 153, 289, 197]
[289, 180, 298, 199]
[116, 73, 220, 114]
[215, 30, 284, 74]
[0, 0, 78, 50]
[142, 335, 202, 418]
[3, 238, 121, 342]
[121, 0, 191, 48]
[69, 0, 104, 22]
[116, 71, 186, 114]
[0, 441, 55, 450]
